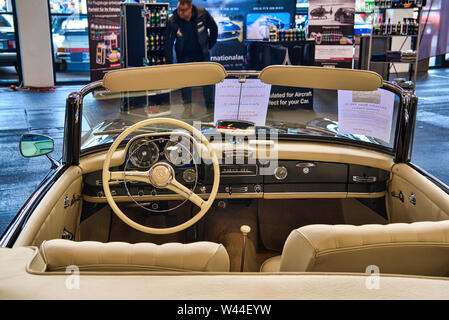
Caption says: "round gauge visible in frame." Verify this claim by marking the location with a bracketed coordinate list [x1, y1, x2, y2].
[164, 140, 193, 166]
[128, 139, 159, 168]
[274, 166, 288, 180]
[182, 168, 197, 184]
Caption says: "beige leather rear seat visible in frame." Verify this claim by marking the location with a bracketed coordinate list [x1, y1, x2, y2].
[261, 221, 449, 277]
[40, 239, 230, 272]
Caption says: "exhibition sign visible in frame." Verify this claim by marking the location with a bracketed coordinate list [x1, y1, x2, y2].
[214, 79, 272, 126]
[214, 79, 314, 126]
[86, 0, 122, 81]
[309, 0, 355, 68]
[338, 89, 395, 143]
[166, 0, 296, 70]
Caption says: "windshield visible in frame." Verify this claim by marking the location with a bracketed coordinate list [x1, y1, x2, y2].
[80, 75, 401, 153]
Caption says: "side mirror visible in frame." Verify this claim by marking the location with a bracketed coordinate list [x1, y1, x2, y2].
[19, 134, 54, 158]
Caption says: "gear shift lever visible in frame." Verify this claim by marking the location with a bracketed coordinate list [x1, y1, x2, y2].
[240, 225, 251, 272]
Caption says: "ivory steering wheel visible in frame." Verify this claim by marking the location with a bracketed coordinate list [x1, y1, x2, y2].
[102, 118, 220, 235]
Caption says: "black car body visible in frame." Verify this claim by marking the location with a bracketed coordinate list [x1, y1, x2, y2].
[334, 7, 355, 24]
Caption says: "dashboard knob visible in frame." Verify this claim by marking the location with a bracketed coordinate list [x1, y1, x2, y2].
[274, 166, 288, 180]
[182, 168, 196, 183]
[254, 184, 262, 193]
[199, 186, 207, 194]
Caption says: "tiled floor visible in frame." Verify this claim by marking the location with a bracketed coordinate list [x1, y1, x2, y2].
[0, 68, 448, 236]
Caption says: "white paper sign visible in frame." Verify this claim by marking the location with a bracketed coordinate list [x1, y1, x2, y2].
[338, 89, 395, 143]
[214, 79, 272, 126]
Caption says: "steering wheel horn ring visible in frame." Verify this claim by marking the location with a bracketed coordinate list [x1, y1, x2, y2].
[102, 118, 220, 235]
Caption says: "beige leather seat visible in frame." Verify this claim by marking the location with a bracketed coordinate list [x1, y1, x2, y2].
[40, 239, 230, 272]
[261, 221, 449, 277]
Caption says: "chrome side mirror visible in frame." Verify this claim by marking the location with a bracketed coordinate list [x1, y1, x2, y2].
[19, 134, 54, 158]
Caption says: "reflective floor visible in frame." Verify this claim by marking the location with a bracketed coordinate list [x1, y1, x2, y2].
[0, 68, 449, 236]
[0, 66, 90, 83]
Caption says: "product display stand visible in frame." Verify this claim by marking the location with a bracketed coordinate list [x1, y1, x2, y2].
[121, 1, 169, 68]
[367, 0, 424, 92]
[120, 1, 170, 112]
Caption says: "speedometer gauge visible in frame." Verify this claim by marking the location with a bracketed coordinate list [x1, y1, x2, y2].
[128, 139, 159, 168]
[164, 140, 193, 166]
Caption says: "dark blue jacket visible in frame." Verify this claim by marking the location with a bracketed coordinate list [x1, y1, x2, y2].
[164, 5, 218, 63]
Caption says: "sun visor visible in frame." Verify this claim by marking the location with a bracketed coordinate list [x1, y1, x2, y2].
[259, 65, 383, 91]
[102, 62, 227, 92]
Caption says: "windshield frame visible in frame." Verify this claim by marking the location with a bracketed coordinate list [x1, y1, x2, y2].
[62, 72, 411, 166]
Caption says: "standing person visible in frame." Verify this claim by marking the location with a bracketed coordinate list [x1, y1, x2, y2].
[164, 0, 218, 118]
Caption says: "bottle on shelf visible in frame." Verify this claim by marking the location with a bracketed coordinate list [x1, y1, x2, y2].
[155, 10, 160, 27]
[386, 18, 392, 35]
[396, 20, 401, 35]
[407, 18, 414, 35]
[402, 18, 408, 35]
[160, 8, 167, 27]
[150, 10, 155, 27]
[413, 18, 419, 34]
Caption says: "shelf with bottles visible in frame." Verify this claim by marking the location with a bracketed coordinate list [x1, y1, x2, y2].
[90, 24, 121, 41]
[268, 26, 308, 43]
[146, 32, 166, 53]
[374, 0, 425, 9]
[144, 5, 168, 28]
[145, 54, 167, 66]
[372, 17, 420, 36]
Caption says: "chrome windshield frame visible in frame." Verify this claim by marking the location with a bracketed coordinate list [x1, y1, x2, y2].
[71, 71, 415, 163]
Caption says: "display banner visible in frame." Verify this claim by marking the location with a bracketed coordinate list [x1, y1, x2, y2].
[167, 0, 296, 70]
[86, 0, 122, 81]
[268, 86, 313, 109]
[308, 0, 355, 68]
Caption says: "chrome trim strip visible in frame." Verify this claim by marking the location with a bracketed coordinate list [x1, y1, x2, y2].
[82, 191, 386, 203]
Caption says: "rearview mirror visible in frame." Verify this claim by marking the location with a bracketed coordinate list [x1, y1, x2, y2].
[19, 134, 54, 158]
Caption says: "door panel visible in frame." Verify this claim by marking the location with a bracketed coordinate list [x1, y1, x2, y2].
[14, 166, 83, 247]
[388, 163, 449, 223]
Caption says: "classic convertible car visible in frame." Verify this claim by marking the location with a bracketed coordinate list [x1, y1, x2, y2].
[1, 62, 449, 299]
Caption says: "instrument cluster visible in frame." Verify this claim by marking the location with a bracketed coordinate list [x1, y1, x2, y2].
[126, 135, 194, 170]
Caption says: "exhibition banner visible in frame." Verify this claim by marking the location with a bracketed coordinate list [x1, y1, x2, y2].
[308, 0, 355, 68]
[268, 86, 313, 109]
[86, 0, 122, 81]
[167, 0, 296, 70]
[168, 0, 311, 111]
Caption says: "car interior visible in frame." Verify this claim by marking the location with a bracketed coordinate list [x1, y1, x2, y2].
[7, 63, 449, 279]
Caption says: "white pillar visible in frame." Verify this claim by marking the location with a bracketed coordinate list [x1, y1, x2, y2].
[15, 0, 54, 87]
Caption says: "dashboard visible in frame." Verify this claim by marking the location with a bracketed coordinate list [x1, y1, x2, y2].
[82, 133, 390, 202]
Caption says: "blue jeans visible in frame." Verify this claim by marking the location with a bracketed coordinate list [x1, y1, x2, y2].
[180, 55, 215, 109]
